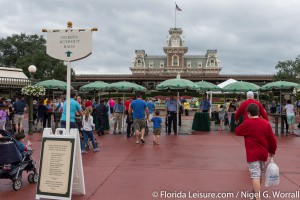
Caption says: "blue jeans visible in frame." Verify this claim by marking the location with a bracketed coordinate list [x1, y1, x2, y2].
[81, 130, 97, 150]
[60, 120, 78, 129]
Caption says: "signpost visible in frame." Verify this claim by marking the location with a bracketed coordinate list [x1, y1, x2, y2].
[36, 22, 97, 200]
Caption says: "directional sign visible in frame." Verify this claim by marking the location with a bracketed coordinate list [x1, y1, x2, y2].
[46, 29, 92, 61]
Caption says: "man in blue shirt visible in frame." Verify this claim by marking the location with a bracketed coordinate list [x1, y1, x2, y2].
[146, 98, 155, 119]
[165, 94, 179, 135]
[13, 97, 26, 133]
[129, 93, 149, 144]
[200, 96, 211, 113]
[60, 92, 82, 129]
[113, 98, 125, 134]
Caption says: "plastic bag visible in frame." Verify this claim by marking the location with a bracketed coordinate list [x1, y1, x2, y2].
[265, 158, 280, 187]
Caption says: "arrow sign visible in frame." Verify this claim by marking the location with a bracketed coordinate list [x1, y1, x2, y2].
[66, 51, 72, 57]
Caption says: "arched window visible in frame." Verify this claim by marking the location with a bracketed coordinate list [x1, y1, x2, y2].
[172, 55, 179, 66]
[210, 59, 215, 67]
[137, 59, 142, 67]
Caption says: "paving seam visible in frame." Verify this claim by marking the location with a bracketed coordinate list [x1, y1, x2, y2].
[281, 172, 300, 188]
[86, 144, 142, 200]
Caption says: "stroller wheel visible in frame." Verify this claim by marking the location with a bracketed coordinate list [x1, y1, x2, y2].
[28, 173, 38, 183]
[33, 173, 39, 183]
[28, 173, 34, 183]
[12, 179, 22, 191]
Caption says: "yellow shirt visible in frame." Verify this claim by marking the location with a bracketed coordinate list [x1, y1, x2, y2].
[184, 102, 190, 110]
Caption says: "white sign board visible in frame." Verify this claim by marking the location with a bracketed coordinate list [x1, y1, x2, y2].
[46, 29, 92, 61]
[36, 128, 85, 200]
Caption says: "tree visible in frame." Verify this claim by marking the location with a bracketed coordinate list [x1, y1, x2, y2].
[274, 55, 300, 83]
[0, 33, 75, 81]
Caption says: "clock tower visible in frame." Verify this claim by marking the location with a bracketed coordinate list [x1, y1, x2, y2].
[163, 28, 188, 69]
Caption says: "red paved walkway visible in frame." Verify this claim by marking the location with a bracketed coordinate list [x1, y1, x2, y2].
[1, 116, 300, 200]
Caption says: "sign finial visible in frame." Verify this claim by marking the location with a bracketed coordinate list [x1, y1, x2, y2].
[67, 21, 73, 28]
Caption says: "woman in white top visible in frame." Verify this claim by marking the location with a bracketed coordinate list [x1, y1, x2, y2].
[81, 107, 99, 153]
[284, 100, 295, 135]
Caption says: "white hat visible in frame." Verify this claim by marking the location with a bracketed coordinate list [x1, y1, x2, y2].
[247, 91, 254, 98]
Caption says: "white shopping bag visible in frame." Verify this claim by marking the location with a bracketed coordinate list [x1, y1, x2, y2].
[265, 157, 280, 187]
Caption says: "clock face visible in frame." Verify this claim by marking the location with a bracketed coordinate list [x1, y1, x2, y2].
[171, 37, 180, 47]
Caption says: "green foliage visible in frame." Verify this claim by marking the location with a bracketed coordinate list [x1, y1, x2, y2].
[0, 33, 75, 81]
[274, 55, 300, 83]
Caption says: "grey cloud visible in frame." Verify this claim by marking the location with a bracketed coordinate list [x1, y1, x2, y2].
[1, 0, 300, 76]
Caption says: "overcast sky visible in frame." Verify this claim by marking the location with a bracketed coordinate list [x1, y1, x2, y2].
[1, 0, 300, 75]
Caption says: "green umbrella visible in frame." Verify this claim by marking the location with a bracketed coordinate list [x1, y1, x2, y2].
[261, 81, 300, 113]
[156, 78, 199, 91]
[195, 80, 220, 91]
[110, 81, 146, 92]
[222, 81, 260, 92]
[79, 81, 111, 91]
[109, 81, 146, 133]
[260, 81, 300, 91]
[156, 76, 199, 131]
[34, 79, 73, 90]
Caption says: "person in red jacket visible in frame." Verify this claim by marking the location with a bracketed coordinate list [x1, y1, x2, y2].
[235, 103, 277, 200]
[235, 91, 268, 123]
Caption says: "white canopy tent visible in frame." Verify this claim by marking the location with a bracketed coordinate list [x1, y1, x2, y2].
[206, 78, 259, 115]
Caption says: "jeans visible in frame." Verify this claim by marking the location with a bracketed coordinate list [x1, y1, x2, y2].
[81, 130, 97, 150]
[60, 121, 78, 129]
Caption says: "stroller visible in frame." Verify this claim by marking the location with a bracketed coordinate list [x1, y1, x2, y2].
[0, 130, 38, 191]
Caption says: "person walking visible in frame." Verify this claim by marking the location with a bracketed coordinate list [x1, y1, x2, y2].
[150, 110, 162, 145]
[146, 98, 155, 119]
[183, 100, 190, 116]
[284, 99, 295, 135]
[81, 107, 99, 154]
[108, 98, 115, 118]
[129, 93, 149, 144]
[95, 99, 108, 136]
[12, 96, 26, 133]
[124, 98, 131, 115]
[234, 91, 268, 123]
[235, 103, 277, 200]
[165, 94, 178, 135]
[218, 104, 226, 131]
[60, 92, 83, 129]
[113, 98, 124, 134]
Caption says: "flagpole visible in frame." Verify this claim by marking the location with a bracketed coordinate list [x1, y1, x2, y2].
[175, 2, 177, 28]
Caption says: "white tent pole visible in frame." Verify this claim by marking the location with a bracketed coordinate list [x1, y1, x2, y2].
[177, 91, 179, 132]
[210, 92, 212, 117]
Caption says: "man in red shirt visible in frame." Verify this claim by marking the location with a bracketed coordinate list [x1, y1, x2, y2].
[124, 98, 131, 115]
[235, 103, 277, 200]
[85, 98, 92, 108]
[235, 91, 268, 123]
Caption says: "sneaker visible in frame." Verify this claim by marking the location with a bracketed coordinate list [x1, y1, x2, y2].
[93, 148, 100, 152]
[118, 132, 122, 134]
[136, 141, 140, 144]
[81, 150, 88, 154]
[113, 131, 116, 134]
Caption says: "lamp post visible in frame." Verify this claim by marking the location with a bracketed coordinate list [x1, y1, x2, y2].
[28, 65, 37, 135]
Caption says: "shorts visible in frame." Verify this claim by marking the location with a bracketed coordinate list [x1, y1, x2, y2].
[14, 114, 24, 125]
[153, 128, 161, 135]
[248, 161, 266, 179]
[133, 119, 147, 131]
[0, 119, 5, 127]
[287, 115, 295, 125]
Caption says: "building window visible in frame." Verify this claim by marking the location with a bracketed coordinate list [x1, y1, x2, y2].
[210, 59, 215, 67]
[137, 59, 142, 67]
[197, 62, 202, 68]
[160, 61, 164, 68]
[187, 61, 191, 68]
[149, 62, 154, 68]
[172, 55, 179, 66]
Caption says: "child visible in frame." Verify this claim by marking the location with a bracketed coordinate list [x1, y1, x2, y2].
[126, 114, 133, 138]
[218, 104, 226, 131]
[150, 110, 162, 145]
[0, 107, 7, 130]
[81, 107, 99, 153]
[15, 132, 32, 156]
[235, 103, 277, 200]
